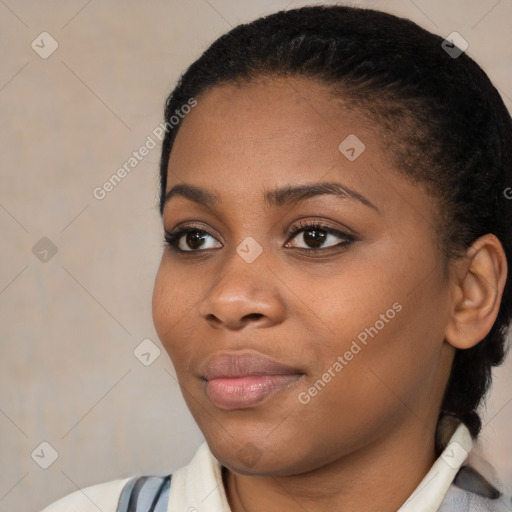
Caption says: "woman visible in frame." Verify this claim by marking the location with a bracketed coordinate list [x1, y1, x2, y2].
[42, 4, 511, 511]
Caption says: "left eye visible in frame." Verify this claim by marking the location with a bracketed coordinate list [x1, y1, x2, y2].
[285, 222, 355, 250]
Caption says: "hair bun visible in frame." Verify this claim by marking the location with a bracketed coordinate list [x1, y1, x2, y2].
[435, 413, 462, 454]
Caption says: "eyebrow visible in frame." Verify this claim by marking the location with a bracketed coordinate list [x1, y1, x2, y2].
[163, 182, 378, 211]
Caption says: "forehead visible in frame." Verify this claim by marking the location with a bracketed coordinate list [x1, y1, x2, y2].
[175, 76, 360, 145]
[167, 77, 380, 189]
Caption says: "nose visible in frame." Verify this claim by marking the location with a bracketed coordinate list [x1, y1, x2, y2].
[197, 251, 287, 330]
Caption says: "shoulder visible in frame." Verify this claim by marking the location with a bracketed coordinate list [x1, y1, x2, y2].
[40, 477, 133, 512]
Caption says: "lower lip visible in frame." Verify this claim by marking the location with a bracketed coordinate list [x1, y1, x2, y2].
[205, 375, 302, 410]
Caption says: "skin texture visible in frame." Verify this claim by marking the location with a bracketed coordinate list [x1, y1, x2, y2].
[152, 76, 507, 512]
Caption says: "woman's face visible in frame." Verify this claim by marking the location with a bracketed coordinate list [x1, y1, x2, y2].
[152, 76, 455, 475]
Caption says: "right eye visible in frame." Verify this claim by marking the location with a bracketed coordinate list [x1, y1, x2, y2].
[164, 226, 223, 253]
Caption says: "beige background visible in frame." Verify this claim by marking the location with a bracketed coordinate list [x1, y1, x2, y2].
[1, 1, 511, 510]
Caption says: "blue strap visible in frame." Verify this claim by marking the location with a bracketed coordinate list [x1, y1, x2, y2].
[116, 475, 171, 512]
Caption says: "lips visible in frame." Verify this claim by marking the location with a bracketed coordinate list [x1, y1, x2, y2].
[201, 351, 304, 410]
[202, 351, 302, 380]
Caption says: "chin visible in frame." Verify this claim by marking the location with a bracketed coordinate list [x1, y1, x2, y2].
[206, 435, 322, 477]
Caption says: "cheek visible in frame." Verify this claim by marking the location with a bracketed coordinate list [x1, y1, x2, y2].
[295, 242, 448, 405]
[289, 252, 403, 362]
[152, 260, 170, 339]
[152, 258, 199, 368]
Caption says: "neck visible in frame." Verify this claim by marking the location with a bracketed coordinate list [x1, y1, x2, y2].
[222, 421, 437, 512]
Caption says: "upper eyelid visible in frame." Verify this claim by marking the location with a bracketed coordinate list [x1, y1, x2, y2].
[289, 221, 354, 237]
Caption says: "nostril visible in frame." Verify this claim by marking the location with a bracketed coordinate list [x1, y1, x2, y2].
[244, 313, 263, 321]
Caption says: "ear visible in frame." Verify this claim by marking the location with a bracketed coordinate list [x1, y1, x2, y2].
[445, 234, 508, 350]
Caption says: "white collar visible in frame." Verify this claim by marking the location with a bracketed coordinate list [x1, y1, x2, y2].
[398, 422, 473, 511]
[169, 423, 473, 512]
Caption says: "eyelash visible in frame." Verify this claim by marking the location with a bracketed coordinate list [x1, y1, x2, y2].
[163, 220, 356, 255]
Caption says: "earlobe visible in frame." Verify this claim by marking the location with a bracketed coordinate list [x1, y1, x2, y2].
[445, 234, 508, 350]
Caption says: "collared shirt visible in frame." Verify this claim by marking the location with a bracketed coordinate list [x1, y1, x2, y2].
[41, 423, 509, 511]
